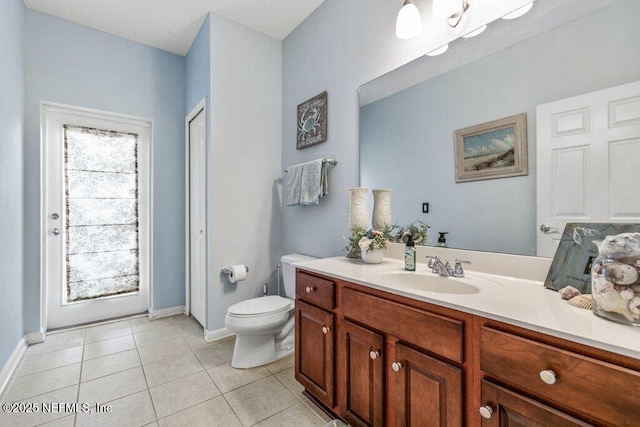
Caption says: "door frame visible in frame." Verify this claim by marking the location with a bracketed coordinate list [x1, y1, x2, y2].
[184, 98, 208, 325]
[40, 101, 154, 331]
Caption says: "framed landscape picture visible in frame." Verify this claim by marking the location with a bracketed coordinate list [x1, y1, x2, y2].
[454, 113, 528, 183]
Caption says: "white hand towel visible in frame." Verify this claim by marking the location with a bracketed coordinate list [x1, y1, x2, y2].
[300, 159, 327, 206]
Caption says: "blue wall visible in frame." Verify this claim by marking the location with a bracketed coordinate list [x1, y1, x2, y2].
[0, 0, 25, 368]
[186, 15, 210, 115]
[23, 10, 186, 332]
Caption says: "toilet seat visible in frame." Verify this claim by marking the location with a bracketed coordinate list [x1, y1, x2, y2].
[227, 295, 293, 318]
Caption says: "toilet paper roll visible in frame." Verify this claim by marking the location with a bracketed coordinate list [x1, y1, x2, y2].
[228, 265, 247, 283]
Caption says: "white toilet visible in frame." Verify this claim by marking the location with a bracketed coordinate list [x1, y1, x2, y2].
[225, 253, 316, 369]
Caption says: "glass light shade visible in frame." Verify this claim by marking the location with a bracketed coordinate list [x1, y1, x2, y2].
[426, 44, 449, 56]
[462, 24, 487, 38]
[396, 0, 422, 39]
[502, 2, 534, 20]
[432, 0, 460, 19]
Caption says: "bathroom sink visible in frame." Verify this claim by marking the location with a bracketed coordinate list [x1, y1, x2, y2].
[379, 271, 502, 295]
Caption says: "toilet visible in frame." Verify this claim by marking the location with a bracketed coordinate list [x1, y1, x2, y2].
[225, 253, 316, 369]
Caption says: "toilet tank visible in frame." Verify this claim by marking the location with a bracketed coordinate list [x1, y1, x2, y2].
[281, 254, 317, 298]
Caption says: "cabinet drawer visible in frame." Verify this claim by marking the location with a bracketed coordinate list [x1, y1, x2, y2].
[296, 271, 335, 310]
[480, 327, 640, 426]
[342, 287, 463, 363]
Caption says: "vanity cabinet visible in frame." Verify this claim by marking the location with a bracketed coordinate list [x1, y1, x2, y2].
[295, 272, 336, 409]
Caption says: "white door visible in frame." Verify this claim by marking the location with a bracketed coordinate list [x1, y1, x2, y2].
[188, 106, 207, 327]
[43, 104, 151, 329]
[537, 81, 640, 257]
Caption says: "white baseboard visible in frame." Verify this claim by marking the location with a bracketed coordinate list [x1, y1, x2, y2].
[148, 305, 186, 320]
[204, 327, 235, 343]
[0, 338, 28, 399]
[25, 328, 45, 344]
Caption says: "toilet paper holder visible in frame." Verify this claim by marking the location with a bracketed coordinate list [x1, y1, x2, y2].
[220, 265, 249, 276]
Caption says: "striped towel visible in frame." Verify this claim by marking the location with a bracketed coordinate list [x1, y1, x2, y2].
[286, 159, 328, 206]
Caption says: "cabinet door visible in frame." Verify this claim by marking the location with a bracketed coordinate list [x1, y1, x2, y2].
[480, 380, 591, 427]
[390, 343, 463, 427]
[341, 320, 385, 427]
[295, 300, 334, 407]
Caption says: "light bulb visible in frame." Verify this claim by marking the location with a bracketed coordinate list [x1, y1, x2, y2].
[396, 0, 422, 39]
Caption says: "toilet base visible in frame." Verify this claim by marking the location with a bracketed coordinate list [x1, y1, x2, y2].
[231, 331, 294, 369]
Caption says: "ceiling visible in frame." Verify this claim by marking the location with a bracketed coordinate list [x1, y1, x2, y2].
[23, 0, 326, 56]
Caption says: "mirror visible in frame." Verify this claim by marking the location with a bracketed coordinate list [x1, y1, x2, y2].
[359, 0, 639, 256]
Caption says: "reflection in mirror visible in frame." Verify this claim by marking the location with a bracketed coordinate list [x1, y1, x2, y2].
[360, 0, 640, 256]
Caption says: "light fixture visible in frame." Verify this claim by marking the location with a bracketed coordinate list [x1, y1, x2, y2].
[396, 0, 422, 39]
[426, 44, 449, 56]
[502, 2, 534, 20]
[462, 24, 487, 38]
[433, 0, 470, 28]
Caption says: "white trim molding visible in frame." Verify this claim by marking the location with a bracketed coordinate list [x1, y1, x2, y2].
[204, 327, 234, 343]
[148, 305, 186, 320]
[0, 338, 28, 398]
[25, 328, 46, 344]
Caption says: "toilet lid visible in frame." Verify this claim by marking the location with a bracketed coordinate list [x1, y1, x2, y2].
[227, 295, 292, 317]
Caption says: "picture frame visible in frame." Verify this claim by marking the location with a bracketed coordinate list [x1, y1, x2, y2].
[297, 91, 327, 149]
[454, 113, 528, 183]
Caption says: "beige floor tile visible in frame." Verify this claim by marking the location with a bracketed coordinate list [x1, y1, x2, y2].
[134, 324, 180, 348]
[264, 354, 294, 374]
[224, 376, 298, 426]
[143, 353, 204, 387]
[83, 335, 136, 361]
[137, 335, 190, 365]
[16, 346, 83, 377]
[169, 314, 201, 331]
[76, 390, 156, 427]
[149, 371, 220, 418]
[192, 338, 235, 369]
[300, 395, 334, 423]
[81, 349, 141, 382]
[130, 316, 173, 334]
[78, 367, 147, 404]
[207, 362, 270, 393]
[158, 396, 242, 427]
[274, 367, 304, 396]
[39, 414, 76, 426]
[0, 385, 78, 427]
[4, 363, 81, 401]
[254, 401, 326, 426]
[27, 330, 85, 357]
[179, 330, 211, 350]
[84, 320, 133, 344]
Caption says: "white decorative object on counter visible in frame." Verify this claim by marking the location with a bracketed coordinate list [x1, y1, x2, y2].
[360, 248, 385, 264]
[372, 188, 392, 232]
[347, 187, 369, 230]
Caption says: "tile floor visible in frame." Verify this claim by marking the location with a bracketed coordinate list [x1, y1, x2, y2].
[0, 315, 333, 427]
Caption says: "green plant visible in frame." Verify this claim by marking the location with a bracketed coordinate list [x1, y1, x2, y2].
[389, 220, 430, 245]
[344, 227, 388, 257]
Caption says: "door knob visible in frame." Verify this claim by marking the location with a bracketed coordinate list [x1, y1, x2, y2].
[391, 362, 403, 372]
[51, 228, 61, 236]
[322, 326, 331, 334]
[479, 405, 493, 419]
[369, 350, 381, 360]
[539, 224, 559, 233]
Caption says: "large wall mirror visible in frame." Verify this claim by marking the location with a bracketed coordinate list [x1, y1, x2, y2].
[360, 0, 640, 257]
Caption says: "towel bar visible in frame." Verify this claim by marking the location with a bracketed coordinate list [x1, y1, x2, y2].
[284, 158, 338, 173]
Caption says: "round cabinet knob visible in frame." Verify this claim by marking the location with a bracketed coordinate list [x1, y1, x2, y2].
[322, 326, 331, 335]
[539, 369, 557, 385]
[391, 362, 403, 372]
[369, 350, 380, 360]
[479, 405, 493, 419]
[305, 286, 315, 294]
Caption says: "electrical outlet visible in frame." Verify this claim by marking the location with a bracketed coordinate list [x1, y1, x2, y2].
[422, 202, 429, 213]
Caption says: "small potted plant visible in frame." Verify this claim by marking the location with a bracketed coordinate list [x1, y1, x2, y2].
[358, 229, 388, 264]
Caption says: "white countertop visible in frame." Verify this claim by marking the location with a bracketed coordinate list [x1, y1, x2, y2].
[295, 256, 640, 360]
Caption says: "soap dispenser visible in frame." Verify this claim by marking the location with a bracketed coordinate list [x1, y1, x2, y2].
[437, 232, 449, 248]
[404, 235, 416, 271]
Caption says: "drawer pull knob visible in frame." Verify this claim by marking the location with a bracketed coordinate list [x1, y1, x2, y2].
[305, 286, 315, 294]
[479, 405, 493, 419]
[369, 350, 381, 360]
[391, 362, 403, 372]
[539, 369, 557, 385]
[322, 326, 331, 335]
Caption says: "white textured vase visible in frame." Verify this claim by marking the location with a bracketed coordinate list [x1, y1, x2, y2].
[372, 189, 392, 232]
[347, 187, 369, 230]
[361, 248, 385, 264]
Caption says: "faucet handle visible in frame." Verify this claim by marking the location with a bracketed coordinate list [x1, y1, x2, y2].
[426, 255, 439, 269]
[452, 259, 471, 277]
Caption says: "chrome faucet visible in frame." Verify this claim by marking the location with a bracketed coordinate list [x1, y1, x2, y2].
[427, 257, 471, 278]
[427, 256, 452, 277]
